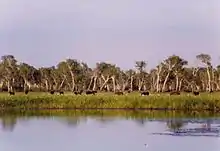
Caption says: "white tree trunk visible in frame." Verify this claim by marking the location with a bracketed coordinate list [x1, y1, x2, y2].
[162, 72, 170, 92]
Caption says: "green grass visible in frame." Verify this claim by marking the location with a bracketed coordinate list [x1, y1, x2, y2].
[0, 91, 220, 111]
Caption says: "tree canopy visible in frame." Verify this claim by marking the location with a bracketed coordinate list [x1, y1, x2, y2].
[0, 54, 218, 92]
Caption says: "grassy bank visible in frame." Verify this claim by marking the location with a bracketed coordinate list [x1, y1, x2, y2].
[0, 92, 220, 111]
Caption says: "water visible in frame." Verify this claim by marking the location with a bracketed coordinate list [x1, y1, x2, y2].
[0, 110, 220, 151]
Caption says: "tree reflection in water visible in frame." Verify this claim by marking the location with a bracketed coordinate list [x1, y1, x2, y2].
[60, 117, 87, 127]
[0, 113, 220, 136]
[0, 116, 17, 132]
[96, 117, 115, 123]
[151, 119, 220, 137]
[166, 119, 187, 131]
[134, 117, 148, 126]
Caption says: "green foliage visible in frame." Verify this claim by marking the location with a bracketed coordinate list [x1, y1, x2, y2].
[1, 54, 220, 93]
[0, 92, 220, 111]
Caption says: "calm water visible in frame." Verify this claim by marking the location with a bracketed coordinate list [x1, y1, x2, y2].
[0, 111, 220, 151]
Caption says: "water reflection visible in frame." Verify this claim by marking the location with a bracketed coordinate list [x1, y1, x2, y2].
[0, 110, 153, 131]
[166, 119, 187, 130]
[59, 117, 86, 127]
[0, 110, 220, 151]
[152, 118, 220, 137]
[131, 118, 147, 126]
[0, 116, 17, 132]
[0, 110, 220, 135]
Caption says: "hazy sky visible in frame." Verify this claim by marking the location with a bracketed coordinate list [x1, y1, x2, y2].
[0, 0, 219, 69]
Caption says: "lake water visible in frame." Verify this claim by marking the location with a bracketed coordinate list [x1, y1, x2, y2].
[0, 110, 220, 151]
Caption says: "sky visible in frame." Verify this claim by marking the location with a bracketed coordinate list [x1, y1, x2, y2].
[0, 0, 219, 70]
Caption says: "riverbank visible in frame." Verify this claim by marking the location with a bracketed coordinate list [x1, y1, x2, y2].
[0, 92, 220, 111]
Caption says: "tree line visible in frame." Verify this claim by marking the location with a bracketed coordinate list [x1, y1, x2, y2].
[0, 53, 219, 93]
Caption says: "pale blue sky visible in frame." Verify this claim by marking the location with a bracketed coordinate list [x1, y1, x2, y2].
[0, 0, 219, 69]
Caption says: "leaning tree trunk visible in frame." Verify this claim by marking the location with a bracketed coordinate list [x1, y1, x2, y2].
[92, 76, 97, 91]
[87, 76, 94, 90]
[67, 64, 76, 91]
[162, 72, 170, 92]
[100, 76, 110, 91]
[156, 74, 161, 92]
[58, 78, 65, 90]
[122, 80, 128, 91]
[23, 77, 32, 90]
[52, 78, 58, 90]
[156, 65, 162, 92]
[138, 78, 144, 91]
